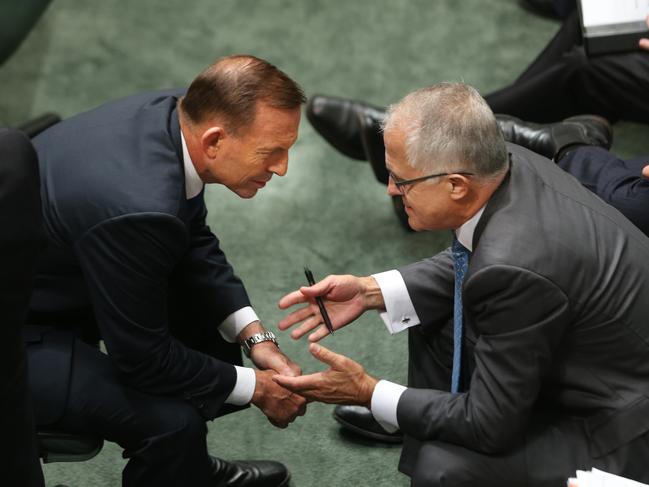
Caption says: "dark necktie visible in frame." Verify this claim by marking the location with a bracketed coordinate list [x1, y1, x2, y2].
[451, 237, 470, 393]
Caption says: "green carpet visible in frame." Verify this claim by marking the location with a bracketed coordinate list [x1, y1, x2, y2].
[2, 1, 648, 485]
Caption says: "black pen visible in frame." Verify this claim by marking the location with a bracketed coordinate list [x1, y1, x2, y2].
[304, 266, 334, 335]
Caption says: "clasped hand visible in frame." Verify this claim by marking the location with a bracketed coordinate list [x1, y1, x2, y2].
[248, 340, 306, 428]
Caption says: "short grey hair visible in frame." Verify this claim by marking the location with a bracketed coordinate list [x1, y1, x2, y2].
[382, 83, 509, 180]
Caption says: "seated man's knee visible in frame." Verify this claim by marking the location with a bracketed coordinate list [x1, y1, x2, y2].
[151, 402, 206, 446]
[410, 441, 487, 487]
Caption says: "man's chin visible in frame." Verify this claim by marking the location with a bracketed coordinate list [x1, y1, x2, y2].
[406, 214, 424, 232]
[232, 187, 259, 199]
[408, 220, 424, 232]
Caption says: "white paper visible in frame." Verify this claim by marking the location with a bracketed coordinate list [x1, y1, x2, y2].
[580, 0, 649, 27]
[569, 468, 649, 487]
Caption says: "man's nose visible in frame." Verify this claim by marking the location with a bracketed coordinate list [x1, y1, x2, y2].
[269, 155, 289, 177]
[387, 175, 401, 196]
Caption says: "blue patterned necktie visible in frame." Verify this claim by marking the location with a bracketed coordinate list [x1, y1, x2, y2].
[451, 237, 470, 393]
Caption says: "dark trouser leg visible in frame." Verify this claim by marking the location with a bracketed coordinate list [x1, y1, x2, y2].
[558, 147, 649, 236]
[30, 336, 213, 487]
[486, 49, 649, 123]
[407, 417, 649, 487]
[513, 10, 582, 82]
[485, 11, 649, 123]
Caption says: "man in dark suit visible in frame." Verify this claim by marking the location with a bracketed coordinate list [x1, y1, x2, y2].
[0, 129, 45, 487]
[27, 55, 306, 487]
[275, 83, 649, 485]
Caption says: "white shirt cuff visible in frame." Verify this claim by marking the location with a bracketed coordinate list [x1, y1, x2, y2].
[225, 365, 256, 405]
[370, 379, 407, 432]
[218, 306, 259, 343]
[372, 270, 420, 334]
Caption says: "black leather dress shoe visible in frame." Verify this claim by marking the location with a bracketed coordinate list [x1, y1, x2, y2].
[359, 113, 389, 185]
[333, 405, 403, 443]
[210, 456, 290, 487]
[306, 95, 385, 161]
[495, 114, 612, 161]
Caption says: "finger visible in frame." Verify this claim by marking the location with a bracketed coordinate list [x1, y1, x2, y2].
[273, 373, 322, 394]
[642, 165, 649, 179]
[277, 305, 313, 330]
[290, 316, 324, 340]
[309, 343, 348, 369]
[640, 38, 649, 50]
[308, 326, 332, 343]
[278, 289, 309, 309]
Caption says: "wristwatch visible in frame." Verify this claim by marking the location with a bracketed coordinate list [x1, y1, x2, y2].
[241, 331, 279, 357]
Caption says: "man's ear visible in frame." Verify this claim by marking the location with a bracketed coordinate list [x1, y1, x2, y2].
[201, 126, 225, 159]
[448, 174, 470, 201]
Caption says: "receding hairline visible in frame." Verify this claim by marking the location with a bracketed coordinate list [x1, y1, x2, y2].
[381, 82, 509, 180]
[179, 54, 305, 132]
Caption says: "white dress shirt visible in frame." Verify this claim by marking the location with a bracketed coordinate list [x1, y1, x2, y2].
[369, 206, 486, 431]
[181, 133, 257, 405]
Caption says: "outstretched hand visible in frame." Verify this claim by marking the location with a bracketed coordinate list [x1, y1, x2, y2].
[277, 275, 383, 342]
[272, 343, 378, 408]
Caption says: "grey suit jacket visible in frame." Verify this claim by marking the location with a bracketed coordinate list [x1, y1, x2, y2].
[396, 143, 649, 458]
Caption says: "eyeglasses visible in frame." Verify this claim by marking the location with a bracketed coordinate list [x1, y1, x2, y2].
[389, 170, 475, 194]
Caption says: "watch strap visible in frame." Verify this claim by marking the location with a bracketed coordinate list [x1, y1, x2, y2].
[242, 331, 278, 357]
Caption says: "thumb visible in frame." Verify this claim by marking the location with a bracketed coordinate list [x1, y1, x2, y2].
[299, 276, 334, 299]
[642, 165, 649, 180]
[272, 374, 291, 387]
[309, 343, 345, 369]
[277, 363, 300, 377]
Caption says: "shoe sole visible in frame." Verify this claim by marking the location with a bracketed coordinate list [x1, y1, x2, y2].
[332, 413, 403, 444]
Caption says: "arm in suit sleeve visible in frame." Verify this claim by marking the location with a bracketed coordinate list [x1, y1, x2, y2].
[397, 249, 455, 330]
[74, 212, 238, 419]
[396, 264, 570, 454]
[173, 203, 252, 340]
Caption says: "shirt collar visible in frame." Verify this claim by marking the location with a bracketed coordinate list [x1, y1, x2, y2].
[454, 205, 485, 252]
[180, 131, 205, 200]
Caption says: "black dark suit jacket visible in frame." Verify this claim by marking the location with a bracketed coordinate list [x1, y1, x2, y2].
[30, 90, 251, 421]
[396, 144, 649, 471]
